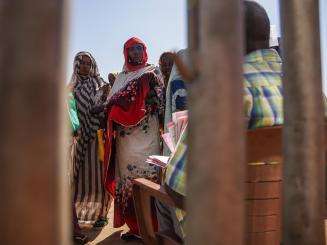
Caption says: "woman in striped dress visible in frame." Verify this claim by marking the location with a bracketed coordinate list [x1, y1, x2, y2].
[70, 51, 111, 228]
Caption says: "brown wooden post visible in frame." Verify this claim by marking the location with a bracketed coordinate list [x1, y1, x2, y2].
[186, 0, 245, 244]
[280, 0, 325, 244]
[0, 1, 70, 244]
[187, 0, 200, 77]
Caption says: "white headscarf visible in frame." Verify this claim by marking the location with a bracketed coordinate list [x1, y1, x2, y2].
[107, 65, 156, 100]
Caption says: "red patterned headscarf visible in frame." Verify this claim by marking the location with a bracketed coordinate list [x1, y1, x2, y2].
[123, 37, 148, 72]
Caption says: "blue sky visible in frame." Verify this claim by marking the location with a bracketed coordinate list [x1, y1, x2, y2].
[67, 0, 187, 80]
[67, 0, 327, 90]
[256, 0, 327, 91]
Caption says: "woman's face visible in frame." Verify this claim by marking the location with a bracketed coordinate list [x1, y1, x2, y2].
[127, 44, 144, 64]
[79, 55, 92, 76]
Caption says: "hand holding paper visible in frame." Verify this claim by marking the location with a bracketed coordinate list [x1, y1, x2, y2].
[162, 110, 188, 153]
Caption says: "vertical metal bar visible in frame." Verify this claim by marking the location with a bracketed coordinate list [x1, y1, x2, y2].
[0, 1, 70, 244]
[280, 0, 325, 244]
[186, 0, 245, 244]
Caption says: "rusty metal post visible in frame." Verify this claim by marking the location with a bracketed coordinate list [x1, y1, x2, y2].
[0, 1, 70, 244]
[280, 0, 325, 244]
[186, 0, 245, 244]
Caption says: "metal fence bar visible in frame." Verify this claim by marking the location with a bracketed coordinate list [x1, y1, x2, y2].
[0, 0, 70, 244]
[280, 0, 325, 244]
[186, 0, 245, 244]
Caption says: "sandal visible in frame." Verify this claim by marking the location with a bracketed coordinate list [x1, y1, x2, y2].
[121, 232, 142, 242]
[73, 233, 89, 244]
[93, 217, 108, 229]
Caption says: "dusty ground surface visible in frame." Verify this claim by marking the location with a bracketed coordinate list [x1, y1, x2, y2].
[75, 206, 142, 245]
[77, 207, 327, 245]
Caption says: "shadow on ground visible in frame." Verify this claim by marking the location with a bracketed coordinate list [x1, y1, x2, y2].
[94, 229, 143, 245]
[73, 204, 141, 244]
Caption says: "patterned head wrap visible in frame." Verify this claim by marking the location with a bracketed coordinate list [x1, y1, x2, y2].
[69, 51, 101, 89]
[70, 51, 105, 176]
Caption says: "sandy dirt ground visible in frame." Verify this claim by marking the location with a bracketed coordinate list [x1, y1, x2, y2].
[77, 206, 327, 245]
[75, 205, 142, 245]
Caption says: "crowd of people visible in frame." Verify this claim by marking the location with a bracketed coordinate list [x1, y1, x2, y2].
[67, 1, 283, 244]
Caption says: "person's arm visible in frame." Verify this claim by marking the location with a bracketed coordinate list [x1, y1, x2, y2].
[90, 90, 130, 115]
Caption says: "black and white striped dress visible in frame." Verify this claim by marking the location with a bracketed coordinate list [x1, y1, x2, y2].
[73, 77, 110, 225]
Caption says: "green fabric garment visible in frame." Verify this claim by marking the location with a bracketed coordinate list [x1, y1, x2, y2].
[68, 92, 80, 133]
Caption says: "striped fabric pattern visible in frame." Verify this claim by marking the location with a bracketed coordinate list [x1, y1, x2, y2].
[74, 137, 110, 224]
[244, 49, 283, 129]
[72, 52, 110, 224]
[74, 77, 103, 173]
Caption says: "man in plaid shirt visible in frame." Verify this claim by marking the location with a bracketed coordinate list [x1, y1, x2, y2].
[244, 49, 283, 129]
[156, 1, 284, 241]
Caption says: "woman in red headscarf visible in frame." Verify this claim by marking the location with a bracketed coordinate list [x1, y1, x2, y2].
[104, 37, 164, 240]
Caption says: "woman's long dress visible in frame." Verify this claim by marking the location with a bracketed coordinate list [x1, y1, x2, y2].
[73, 78, 111, 225]
[114, 115, 160, 233]
[105, 67, 163, 234]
